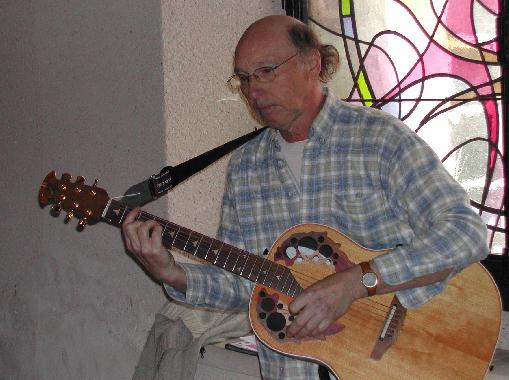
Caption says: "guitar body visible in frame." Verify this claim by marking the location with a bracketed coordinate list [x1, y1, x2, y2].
[249, 224, 501, 380]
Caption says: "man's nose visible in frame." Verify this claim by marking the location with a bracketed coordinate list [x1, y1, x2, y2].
[244, 77, 264, 102]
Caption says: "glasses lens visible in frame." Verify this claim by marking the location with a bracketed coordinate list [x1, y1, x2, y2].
[254, 67, 275, 83]
[227, 75, 241, 91]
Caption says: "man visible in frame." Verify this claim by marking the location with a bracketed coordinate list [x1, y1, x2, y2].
[122, 15, 488, 379]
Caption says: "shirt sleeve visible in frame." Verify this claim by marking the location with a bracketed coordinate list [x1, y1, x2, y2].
[163, 162, 255, 310]
[373, 128, 489, 308]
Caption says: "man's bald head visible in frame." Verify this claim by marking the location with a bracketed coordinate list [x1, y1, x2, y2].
[235, 15, 339, 83]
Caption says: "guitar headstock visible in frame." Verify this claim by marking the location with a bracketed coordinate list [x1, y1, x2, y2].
[39, 171, 110, 230]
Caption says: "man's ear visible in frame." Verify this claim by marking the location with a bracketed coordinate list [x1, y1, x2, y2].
[303, 48, 322, 78]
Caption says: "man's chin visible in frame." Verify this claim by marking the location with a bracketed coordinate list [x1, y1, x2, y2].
[252, 108, 289, 129]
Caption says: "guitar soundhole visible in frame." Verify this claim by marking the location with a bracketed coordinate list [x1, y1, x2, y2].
[275, 231, 351, 272]
[267, 312, 286, 331]
[256, 289, 292, 340]
[261, 297, 275, 312]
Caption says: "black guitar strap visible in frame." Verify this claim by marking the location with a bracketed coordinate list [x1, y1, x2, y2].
[122, 127, 267, 207]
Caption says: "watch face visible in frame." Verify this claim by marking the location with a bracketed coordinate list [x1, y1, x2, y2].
[363, 272, 378, 288]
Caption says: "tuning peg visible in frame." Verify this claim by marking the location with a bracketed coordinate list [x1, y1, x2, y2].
[90, 179, 99, 195]
[61, 173, 71, 181]
[64, 211, 74, 223]
[50, 202, 62, 217]
[77, 218, 87, 231]
[76, 176, 85, 185]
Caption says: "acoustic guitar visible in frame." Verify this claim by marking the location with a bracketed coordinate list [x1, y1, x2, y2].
[39, 171, 502, 379]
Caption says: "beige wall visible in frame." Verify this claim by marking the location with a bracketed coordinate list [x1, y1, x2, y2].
[0, 1, 282, 379]
[162, 1, 283, 237]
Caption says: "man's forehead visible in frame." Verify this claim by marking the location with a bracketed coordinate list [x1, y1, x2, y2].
[234, 32, 293, 69]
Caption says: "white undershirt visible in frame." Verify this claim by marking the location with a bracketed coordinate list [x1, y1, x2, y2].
[276, 132, 307, 185]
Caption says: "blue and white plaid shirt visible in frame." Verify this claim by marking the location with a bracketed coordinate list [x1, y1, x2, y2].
[165, 89, 488, 379]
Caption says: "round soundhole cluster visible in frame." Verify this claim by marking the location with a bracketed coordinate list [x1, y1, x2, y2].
[256, 289, 294, 340]
[274, 232, 350, 273]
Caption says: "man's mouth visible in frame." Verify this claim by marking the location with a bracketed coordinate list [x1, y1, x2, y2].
[257, 103, 278, 114]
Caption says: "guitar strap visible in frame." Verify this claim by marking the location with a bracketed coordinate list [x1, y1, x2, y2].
[122, 127, 267, 207]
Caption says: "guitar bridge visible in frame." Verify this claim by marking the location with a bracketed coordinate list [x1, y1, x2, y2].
[370, 296, 407, 360]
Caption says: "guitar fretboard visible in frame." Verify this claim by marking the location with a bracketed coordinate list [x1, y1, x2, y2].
[102, 199, 302, 296]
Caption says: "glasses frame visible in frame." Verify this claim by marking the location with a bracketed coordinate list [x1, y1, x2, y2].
[227, 52, 299, 91]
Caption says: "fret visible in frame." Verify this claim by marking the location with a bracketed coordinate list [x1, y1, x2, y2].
[250, 255, 266, 282]
[226, 249, 243, 273]
[264, 262, 279, 289]
[105, 200, 129, 226]
[119, 206, 128, 223]
[288, 279, 303, 297]
[193, 235, 209, 260]
[263, 262, 281, 289]
[202, 236, 213, 261]
[182, 228, 193, 252]
[170, 225, 180, 247]
[218, 246, 233, 269]
[184, 230, 202, 254]
[172, 227, 187, 251]
[232, 250, 248, 275]
[279, 268, 295, 295]
[212, 242, 224, 265]
[242, 254, 257, 281]
[223, 247, 237, 272]
[239, 252, 255, 277]
[274, 267, 290, 293]
[256, 258, 271, 285]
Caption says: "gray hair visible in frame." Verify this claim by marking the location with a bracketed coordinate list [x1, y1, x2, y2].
[288, 24, 340, 82]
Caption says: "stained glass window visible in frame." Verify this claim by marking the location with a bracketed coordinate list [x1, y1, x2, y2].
[285, 0, 506, 254]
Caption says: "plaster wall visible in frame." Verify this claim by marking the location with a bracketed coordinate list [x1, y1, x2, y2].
[162, 1, 283, 236]
[0, 0, 281, 379]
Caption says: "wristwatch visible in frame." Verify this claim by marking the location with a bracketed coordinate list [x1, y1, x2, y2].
[360, 261, 378, 296]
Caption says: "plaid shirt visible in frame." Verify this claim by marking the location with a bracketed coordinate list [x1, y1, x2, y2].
[165, 89, 488, 379]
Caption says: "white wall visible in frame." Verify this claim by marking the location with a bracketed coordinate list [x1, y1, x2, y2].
[0, 1, 282, 379]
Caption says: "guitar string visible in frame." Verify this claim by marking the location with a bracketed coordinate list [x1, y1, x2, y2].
[269, 302, 388, 327]
[164, 230, 388, 313]
[112, 207, 390, 318]
[133, 211, 394, 319]
[266, 289, 390, 322]
[125, 203, 405, 334]
[161, 229, 391, 320]
[121, 205, 399, 322]
[119, 206, 407, 333]
[286, 280, 391, 317]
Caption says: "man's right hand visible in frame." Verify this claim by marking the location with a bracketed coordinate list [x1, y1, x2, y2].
[122, 208, 187, 291]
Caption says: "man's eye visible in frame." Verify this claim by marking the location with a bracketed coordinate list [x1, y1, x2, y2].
[238, 75, 249, 83]
[258, 67, 274, 76]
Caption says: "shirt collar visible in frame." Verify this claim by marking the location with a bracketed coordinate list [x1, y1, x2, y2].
[267, 86, 337, 147]
[307, 86, 336, 144]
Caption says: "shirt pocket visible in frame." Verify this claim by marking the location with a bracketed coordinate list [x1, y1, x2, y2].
[332, 190, 400, 249]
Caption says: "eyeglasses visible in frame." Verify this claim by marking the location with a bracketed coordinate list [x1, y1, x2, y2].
[227, 52, 299, 91]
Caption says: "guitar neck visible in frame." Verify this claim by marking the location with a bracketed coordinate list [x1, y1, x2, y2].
[102, 199, 302, 296]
